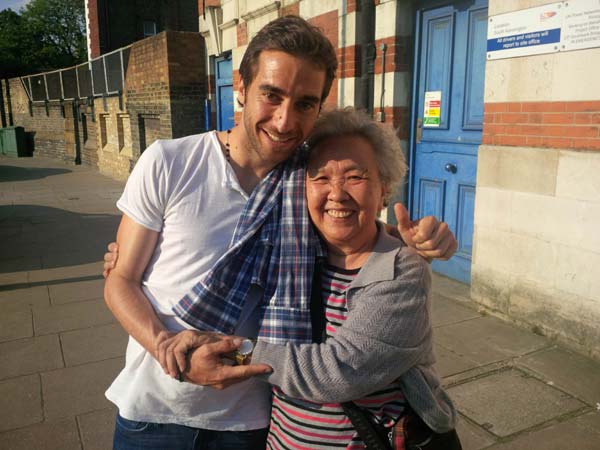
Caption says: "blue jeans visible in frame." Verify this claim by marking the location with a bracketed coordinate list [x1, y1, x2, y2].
[113, 414, 269, 450]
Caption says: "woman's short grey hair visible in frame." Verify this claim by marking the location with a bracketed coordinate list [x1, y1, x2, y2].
[307, 107, 407, 206]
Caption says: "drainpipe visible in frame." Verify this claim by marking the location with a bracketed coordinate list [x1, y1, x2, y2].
[377, 42, 387, 122]
[357, 0, 375, 116]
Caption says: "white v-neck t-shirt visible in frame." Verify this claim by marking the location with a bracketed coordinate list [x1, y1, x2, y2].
[105, 131, 271, 430]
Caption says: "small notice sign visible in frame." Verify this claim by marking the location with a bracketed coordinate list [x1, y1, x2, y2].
[487, 0, 600, 60]
[423, 91, 441, 127]
[487, 2, 563, 60]
[562, 0, 600, 51]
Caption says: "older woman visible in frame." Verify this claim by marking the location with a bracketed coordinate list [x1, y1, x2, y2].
[243, 108, 461, 450]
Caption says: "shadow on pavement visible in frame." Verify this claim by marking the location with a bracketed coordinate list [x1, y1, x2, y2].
[0, 165, 72, 182]
[0, 205, 120, 273]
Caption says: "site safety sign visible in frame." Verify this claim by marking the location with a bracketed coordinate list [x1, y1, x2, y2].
[487, 0, 600, 60]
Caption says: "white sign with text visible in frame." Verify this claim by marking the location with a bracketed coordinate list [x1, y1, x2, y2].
[487, 0, 600, 60]
[487, 2, 563, 60]
[562, 0, 600, 51]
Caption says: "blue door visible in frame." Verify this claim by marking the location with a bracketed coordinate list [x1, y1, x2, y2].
[410, 0, 488, 284]
[215, 55, 234, 131]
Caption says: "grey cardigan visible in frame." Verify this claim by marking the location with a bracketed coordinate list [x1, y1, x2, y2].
[253, 228, 458, 432]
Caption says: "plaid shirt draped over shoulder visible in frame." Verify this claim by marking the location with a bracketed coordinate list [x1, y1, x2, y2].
[173, 147, 322, 344]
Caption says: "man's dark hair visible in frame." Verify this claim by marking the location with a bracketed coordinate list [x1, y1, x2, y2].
[239, 15, 338, 103]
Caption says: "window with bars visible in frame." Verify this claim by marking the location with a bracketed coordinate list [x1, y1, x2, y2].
[143, 21, 157, 37]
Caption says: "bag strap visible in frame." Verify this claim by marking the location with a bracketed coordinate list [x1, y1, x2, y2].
[309, 258, 326, 344]
[310, 260, 391, 450]
[341, 401, 393, 450]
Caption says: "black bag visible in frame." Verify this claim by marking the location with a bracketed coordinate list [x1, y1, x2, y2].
[342, 401, 463, 450]
[341, 401, 393, 450]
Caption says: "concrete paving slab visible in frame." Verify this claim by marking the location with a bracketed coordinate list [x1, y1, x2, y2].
[2, 242, 48, 259]
[28, 214, 75, 225]
[48, 278, 104, 305]
[448, 368, 585, 437]
[0, 271, 28, 287]
[0, 225, 22, 239]
[78, 407, 117, 450]
[41, 357, 124, 420]
[487, 412, 600, 450]
[431, 273, 472, 303]
[0, 374, 42, 432]
[42, 252, 105, 270]
[33, 298, 115, 335]
[0, 418, 81, 450]
[61, 323, 128, 366]
[0, 192, 25, 202]
[0, 285, 50, 313]
[0, 256, 43, 272]
[435, 343, 482, 378]
[431, 292, 481, 327]
[517, 346, 600, 406]
[434, 316, 549, 366]
[0, 335, 63, 380]
[26, 226, 82, 243]
[28, 261, 104, 283]
[456, 417, 497, 450]
[0, 310, 33, 342]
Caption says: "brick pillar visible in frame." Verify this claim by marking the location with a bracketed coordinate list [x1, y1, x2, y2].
[166, 32, 207, 138]
[87, 0, 101, 59]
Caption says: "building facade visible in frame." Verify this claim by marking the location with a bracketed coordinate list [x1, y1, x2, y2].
[85, 0, 199, 59]
[199, 0, 600, 359]
[2, 0, 598, 360]
[1, 32, 207, 180]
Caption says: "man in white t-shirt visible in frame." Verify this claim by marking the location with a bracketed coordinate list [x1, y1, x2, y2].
[104, 16, 458, 450]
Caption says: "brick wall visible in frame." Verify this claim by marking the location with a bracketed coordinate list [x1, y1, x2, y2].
[198, 0, 220, 16]
[473, 0, 600, 359]
[309, 10, 339, 107]
[483, 101, 600, 151]
[87, 0, 101, 58]
[166, 32, 206, 138]
[125, 32, 172, 159]
[81, 109, 98, 168]
[0, 80, 9, 127]
[4, 79, 71, 163]
[373, 35, 412, 74]
[337, 45, 361, 79]
[3, 31, 207, 181]
[371, 1, 413, 143]
[87, 0, 199, 58]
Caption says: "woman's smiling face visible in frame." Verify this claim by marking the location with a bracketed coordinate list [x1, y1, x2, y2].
[306, 134, 386, 253]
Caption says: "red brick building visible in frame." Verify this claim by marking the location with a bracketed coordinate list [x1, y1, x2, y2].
[85, 0, 199, 59]
[199, 0, 600, 360]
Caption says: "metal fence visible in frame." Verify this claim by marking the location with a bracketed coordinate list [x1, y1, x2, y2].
[20, 46, 131, 103]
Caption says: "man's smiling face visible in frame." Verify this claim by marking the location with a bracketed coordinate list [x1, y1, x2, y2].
[238, 50, 326, 167]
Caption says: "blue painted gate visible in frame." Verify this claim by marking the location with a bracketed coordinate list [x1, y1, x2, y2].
[410, 0, 488, 284]
[215, 55, 234, 131]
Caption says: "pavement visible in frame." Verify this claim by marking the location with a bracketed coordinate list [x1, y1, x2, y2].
[0, 155, 599, 450]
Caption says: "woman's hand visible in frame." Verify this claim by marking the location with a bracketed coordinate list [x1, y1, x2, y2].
[154, 329, 225, 379]
[393, 203, 458, 261]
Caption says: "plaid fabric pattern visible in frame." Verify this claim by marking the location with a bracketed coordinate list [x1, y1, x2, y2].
[173, 146, 323, 344]
[392, 415, 407, 450]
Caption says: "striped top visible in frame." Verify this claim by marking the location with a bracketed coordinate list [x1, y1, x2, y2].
[267, 264, 406, 449]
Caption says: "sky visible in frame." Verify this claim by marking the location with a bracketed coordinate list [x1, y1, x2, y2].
[0, 0, 31, 12]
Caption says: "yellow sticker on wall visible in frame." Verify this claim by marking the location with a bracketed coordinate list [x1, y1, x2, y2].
[423, 91, 441, 127]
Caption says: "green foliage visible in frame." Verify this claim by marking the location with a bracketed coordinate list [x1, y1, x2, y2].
[0, 0, 86, 79]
